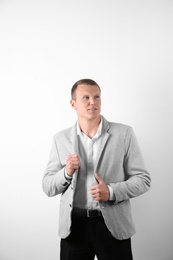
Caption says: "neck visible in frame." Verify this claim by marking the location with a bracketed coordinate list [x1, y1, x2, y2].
[78, 116, 101, 138]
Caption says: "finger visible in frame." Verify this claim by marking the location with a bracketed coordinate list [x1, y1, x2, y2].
[71, 154, 79, 158]
[71, 155, 80, 163]
[67, 154, 79, 160]
[90, 188, 96, 195]
[90, 184, 99, 191]
[91, 191, 97, 199]
[94, 173, 103, 183]
[67, 156, 80, 165]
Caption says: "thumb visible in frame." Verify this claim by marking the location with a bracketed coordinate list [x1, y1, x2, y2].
[95, 173, 102, 183]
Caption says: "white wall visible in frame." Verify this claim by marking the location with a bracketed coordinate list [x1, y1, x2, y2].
[0, 0, 173, 259]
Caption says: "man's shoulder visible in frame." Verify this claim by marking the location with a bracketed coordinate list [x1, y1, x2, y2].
[53, 125, 74, 139]
[109, 121, 131, 130]
[109, 121, 133, 136]
[102, 116, 132, 132]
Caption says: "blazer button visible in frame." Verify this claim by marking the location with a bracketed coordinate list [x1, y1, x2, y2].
[69, 204, 72, 207]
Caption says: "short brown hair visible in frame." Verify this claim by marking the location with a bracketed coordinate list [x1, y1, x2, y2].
[71, 78, 101, 99]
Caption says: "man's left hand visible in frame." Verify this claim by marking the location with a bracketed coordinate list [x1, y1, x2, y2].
[90, 174, 110, 202]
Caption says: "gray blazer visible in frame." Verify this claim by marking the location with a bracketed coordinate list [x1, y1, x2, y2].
[42, 116, 151, 240]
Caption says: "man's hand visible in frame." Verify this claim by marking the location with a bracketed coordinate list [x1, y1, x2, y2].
[90, 174, 110, 202]
[66, 154, 80, 177]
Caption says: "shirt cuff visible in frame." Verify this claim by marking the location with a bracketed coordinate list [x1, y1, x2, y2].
[64, 168, 73, 182]
[107, 184, 116, 201]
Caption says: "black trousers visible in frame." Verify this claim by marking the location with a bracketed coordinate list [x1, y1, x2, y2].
[60, 208, 133, 260]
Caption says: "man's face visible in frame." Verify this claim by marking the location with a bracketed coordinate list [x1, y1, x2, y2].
[70, 84, 101, 121]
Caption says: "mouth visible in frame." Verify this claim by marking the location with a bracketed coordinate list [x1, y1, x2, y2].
[88, 108, 97, 112]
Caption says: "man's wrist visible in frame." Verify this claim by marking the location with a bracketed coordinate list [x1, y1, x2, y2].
[64, 168, 73, 181]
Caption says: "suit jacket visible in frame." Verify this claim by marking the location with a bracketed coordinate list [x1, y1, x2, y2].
[42, 116, 151, 240]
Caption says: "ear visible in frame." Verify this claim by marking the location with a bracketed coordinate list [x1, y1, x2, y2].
[70, 99, 76, 110]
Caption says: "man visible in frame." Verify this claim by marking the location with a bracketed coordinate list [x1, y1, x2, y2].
[42, 78, 151, 260]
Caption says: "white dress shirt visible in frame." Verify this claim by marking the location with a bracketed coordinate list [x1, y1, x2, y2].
[65, 119, 115, 209]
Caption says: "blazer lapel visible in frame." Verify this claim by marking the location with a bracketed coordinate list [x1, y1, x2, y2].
[95, 132, 110, 174]
[70, 122, 79, 154]
[95, 116, 110, 177]
[70, 123, 79, 190]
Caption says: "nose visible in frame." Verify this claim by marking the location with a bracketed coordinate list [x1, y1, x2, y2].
[89, 97, 95, 104]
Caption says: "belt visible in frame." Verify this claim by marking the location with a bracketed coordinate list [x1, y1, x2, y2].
[72, 207, 102, 218]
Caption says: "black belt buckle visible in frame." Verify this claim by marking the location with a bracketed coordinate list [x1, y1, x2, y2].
[87, 209, 101, 217]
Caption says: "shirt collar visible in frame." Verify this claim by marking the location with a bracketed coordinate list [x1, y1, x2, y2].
[77, 118, 102, 139]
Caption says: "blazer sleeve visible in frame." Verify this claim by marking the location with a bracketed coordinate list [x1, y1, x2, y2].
[42, 136, 71, 197]
[110, 127, 151, 203]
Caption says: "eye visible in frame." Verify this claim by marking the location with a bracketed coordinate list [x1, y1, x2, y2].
[95, 95, 100, 99]
[82, 96, 89, 100]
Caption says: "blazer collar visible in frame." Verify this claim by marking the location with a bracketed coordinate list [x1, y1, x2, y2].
[70, 115, 110, 145]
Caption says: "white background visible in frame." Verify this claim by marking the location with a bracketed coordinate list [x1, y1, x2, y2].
[0, 0, 173, 259]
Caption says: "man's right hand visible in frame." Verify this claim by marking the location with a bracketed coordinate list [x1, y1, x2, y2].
[66, 154, 80, 177]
